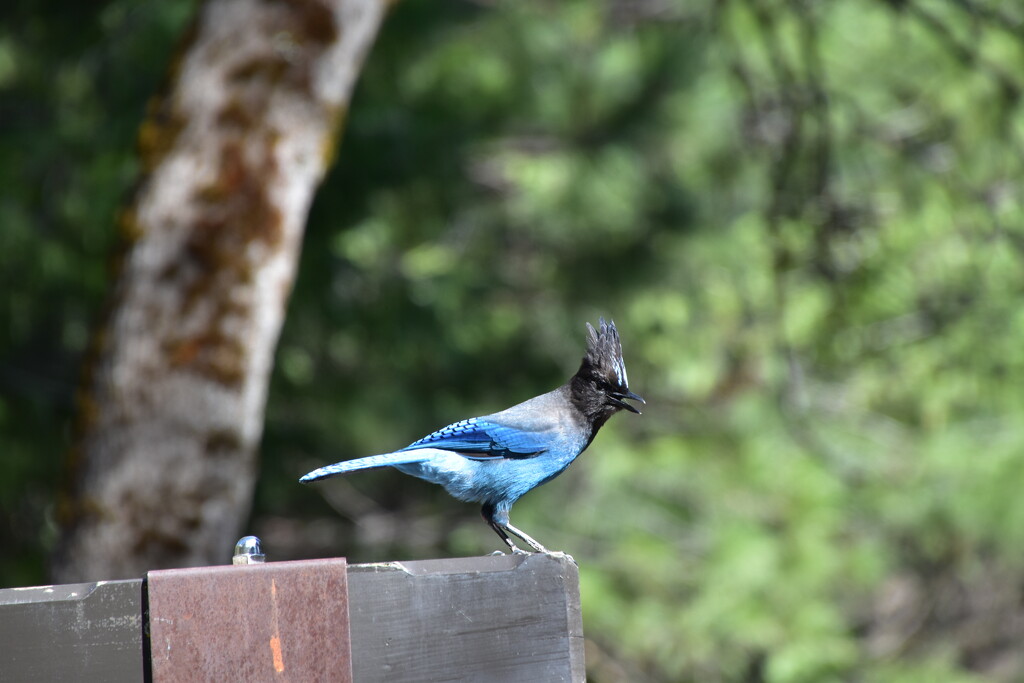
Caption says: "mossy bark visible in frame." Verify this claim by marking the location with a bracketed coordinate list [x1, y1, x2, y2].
[52, 0, 387, 583]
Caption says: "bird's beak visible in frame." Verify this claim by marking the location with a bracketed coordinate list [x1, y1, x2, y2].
[610, 389, 645, 414]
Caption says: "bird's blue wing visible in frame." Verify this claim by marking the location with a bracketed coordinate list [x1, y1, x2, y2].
[400, 417, 548, 460]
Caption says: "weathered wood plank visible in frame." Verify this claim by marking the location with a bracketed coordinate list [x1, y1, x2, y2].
[0, 579, 143, 683]
[347, 553, 584, 682]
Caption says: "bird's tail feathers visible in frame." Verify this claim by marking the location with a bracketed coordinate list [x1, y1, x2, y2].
[299, 451, 430, 483]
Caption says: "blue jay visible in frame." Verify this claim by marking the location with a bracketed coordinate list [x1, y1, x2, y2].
[300, 319, 644, 554]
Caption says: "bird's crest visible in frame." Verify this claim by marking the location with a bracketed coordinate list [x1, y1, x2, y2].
[584, 318, 629, 388]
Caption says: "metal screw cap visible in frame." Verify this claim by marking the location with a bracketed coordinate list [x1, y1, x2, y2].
[232, 535, 266, 565]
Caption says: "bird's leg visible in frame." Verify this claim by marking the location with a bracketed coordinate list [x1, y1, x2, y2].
[482, 503, 528, 555]
[503, 519, 575, 563]
[503, 522, 550, 554]
[489, 520, 529, 555]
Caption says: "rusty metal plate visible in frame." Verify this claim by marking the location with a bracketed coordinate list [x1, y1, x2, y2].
[147, 558, 350, 682]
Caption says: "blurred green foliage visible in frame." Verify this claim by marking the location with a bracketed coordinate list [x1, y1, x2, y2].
[3, 0, 1024, 680]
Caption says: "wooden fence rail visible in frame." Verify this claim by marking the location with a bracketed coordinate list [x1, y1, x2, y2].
[0, 553, 583, 682]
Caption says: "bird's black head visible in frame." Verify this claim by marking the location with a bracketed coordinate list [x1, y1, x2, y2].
[570, 318, 645, 426]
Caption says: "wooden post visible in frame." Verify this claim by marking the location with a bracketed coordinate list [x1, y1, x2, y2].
[0, 555, 585, 682]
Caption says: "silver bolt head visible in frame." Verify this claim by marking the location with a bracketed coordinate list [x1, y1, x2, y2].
[232, 535, 266, 564]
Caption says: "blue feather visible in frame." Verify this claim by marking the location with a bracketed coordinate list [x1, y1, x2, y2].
[401, 417, 548, 459]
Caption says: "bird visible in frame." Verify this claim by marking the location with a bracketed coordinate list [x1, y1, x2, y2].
[300, 318, 644, 555]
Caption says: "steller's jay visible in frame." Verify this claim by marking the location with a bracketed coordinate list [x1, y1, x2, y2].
[300, 319, 644, 554]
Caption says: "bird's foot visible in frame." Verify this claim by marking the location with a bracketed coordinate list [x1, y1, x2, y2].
[493, 543, 531, 556]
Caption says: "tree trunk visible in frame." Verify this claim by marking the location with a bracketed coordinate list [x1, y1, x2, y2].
[52, 0, 387, 583]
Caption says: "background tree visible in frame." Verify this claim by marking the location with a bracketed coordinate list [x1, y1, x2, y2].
[47, 0, 387, 582]
[3, 0, 1024, 680]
